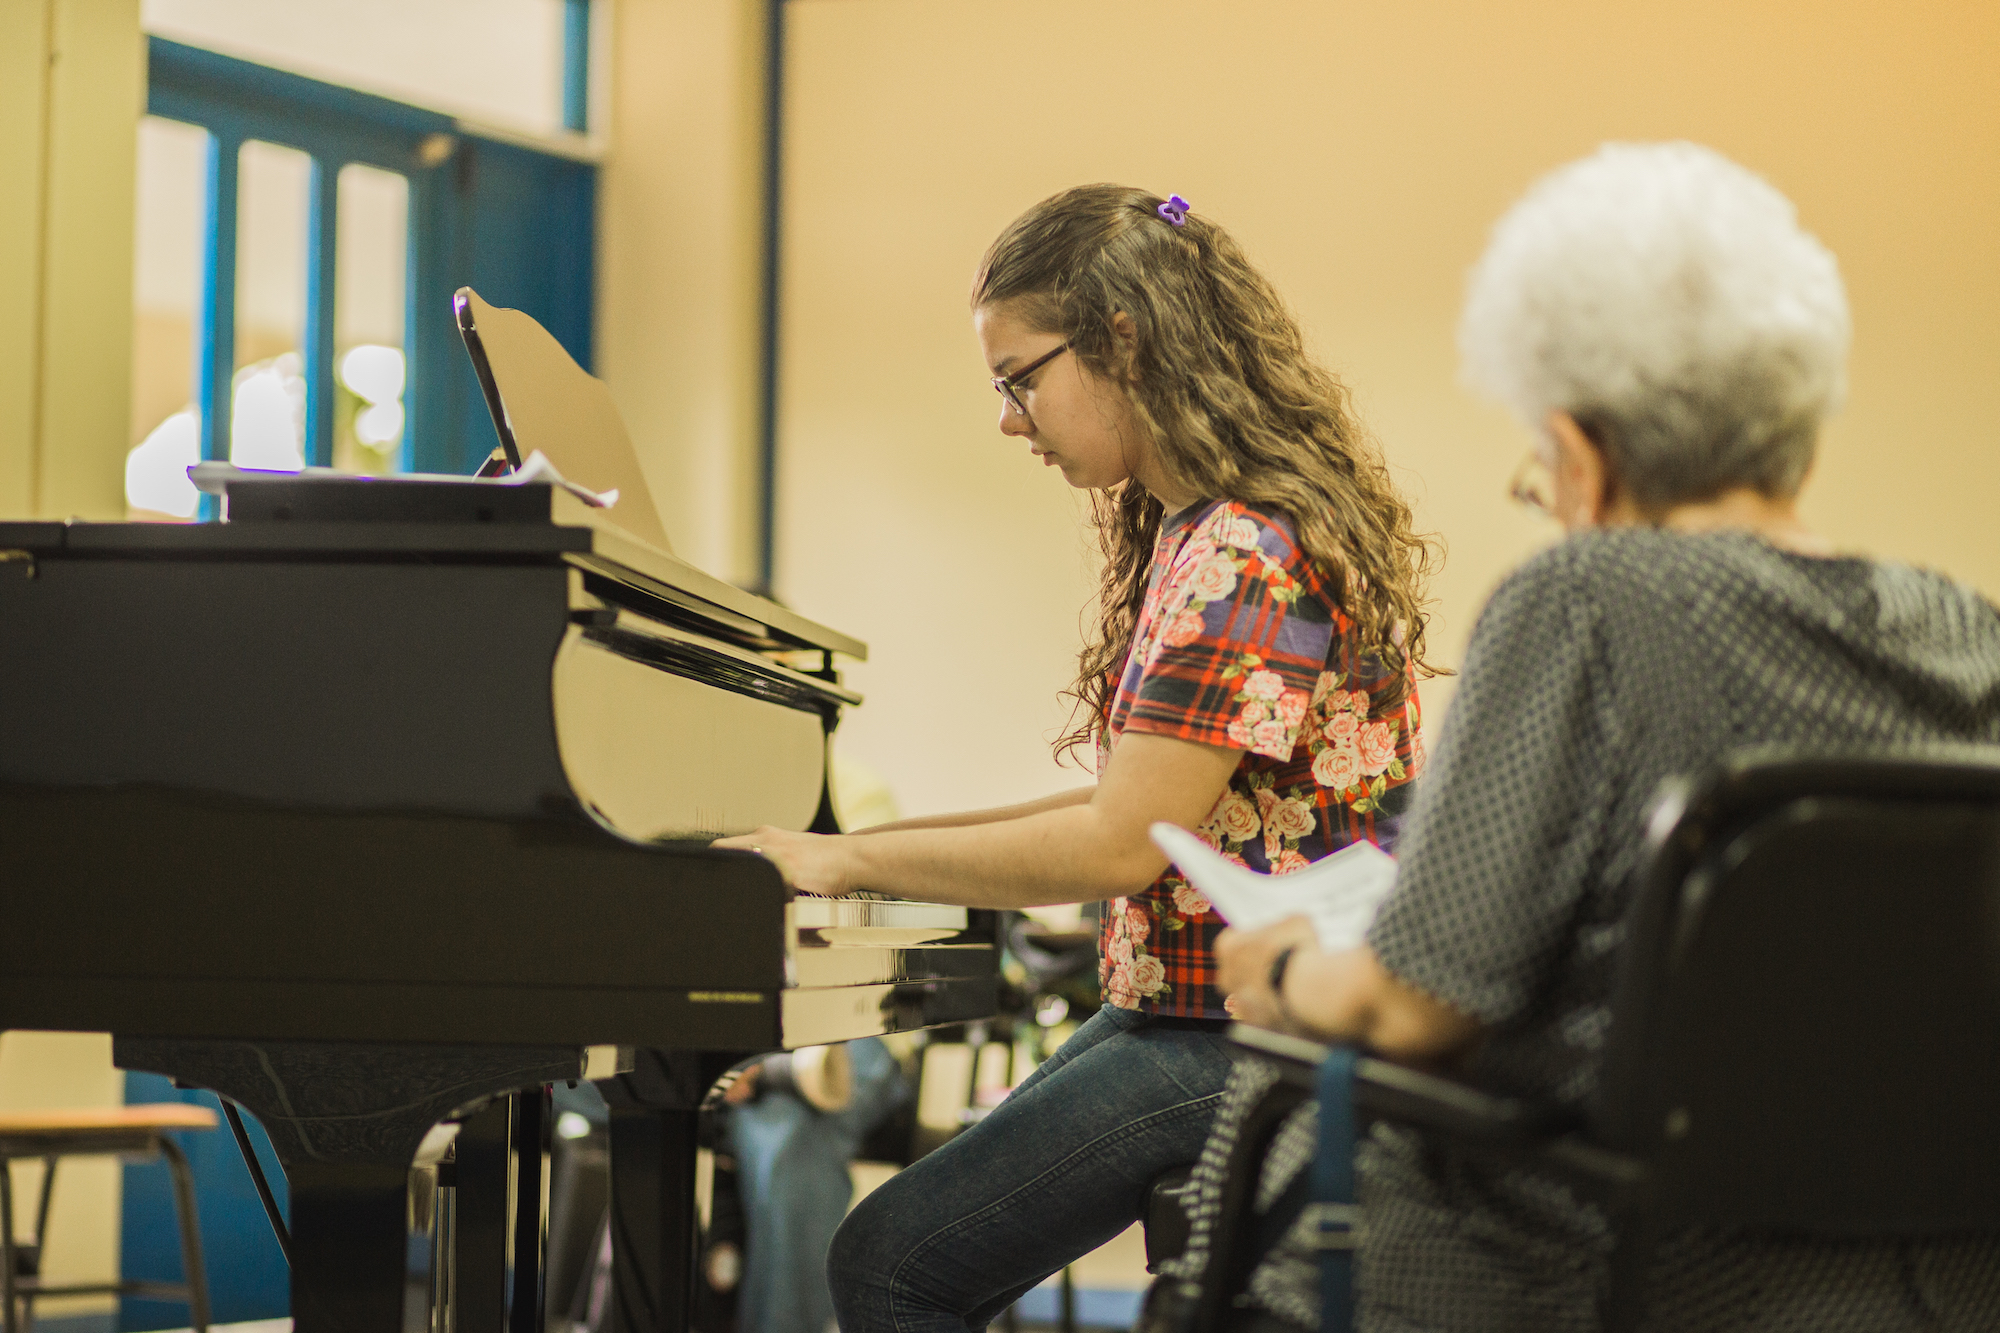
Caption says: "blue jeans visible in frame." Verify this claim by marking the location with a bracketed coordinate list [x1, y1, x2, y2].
[730, 1037, 908, 1333]
[828, 1005, 1233, 1332]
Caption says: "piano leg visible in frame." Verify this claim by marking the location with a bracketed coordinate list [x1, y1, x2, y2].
[287, 1163, 409, 1333]
[454, 1099, 512, 1333]
[605, 1108, 699, 1333]
[597, 1050, 741, 1333]
[454, 1089, 551, 1333]
[511, 1089, 552, 1333]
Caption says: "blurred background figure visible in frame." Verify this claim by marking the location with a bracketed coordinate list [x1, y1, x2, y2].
[713, 1039, 907, 1333]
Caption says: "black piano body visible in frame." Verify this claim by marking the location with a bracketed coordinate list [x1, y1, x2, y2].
[0, 478, 997, 1333]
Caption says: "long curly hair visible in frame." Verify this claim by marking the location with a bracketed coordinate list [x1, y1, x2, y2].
[973, 184, 1443, 763]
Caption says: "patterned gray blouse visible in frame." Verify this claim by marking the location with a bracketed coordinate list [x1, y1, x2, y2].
[1361, 528, 2000, 1332]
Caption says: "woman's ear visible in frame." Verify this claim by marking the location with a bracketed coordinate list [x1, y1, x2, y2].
[1109, 311, 1140, 380]
[1547, 411, 1619, 528]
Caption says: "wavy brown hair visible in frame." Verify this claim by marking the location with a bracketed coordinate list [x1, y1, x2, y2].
[973, 184, 1443, 762]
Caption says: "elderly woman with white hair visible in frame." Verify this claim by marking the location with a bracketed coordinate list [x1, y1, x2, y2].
[1202, 142, 2000, 1330]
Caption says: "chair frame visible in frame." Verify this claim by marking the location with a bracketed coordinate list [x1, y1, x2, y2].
[0, 1121, 211, 1333]
[1218, 747, 2000, 1333]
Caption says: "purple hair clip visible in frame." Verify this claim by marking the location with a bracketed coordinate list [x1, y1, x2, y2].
[1156, 194, 1191, 227]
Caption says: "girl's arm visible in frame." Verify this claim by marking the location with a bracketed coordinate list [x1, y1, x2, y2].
[847, 786, 1094, 835]
[713, 733, 1239, 908]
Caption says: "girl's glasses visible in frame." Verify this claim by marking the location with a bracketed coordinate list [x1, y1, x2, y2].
[1508, 451, 1556, 515]
[991, 343, 1070, 417]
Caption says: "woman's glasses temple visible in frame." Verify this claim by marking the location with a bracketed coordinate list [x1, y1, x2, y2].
[1508, 452, 1556, 515]
[991, 342, 1071, 416]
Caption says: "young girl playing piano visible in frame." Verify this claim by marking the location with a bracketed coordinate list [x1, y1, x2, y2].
[714, 185, 1436, 1331]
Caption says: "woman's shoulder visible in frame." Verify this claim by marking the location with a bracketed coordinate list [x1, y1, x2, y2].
[1497, 527, 1805, 600]
[1474, 528, 1763, 643]
[1491, 527, 2000, 639]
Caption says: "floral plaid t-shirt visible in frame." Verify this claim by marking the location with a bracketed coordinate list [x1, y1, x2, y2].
[1097, 499, 1424, 1017]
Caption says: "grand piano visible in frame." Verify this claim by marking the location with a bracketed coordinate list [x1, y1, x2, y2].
[0, 299, 997, 1333]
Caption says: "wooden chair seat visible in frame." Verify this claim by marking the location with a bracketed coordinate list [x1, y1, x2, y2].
[2, 1104, 215, 1332]
[0, 1105, 217, 1134]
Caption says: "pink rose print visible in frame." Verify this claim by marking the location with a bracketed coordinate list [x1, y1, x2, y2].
[1411, 731, 1427, 776]
[1311, 672, 1340, 707]
[1223, 851, 1251, 869]
[1195, 825, 1223, 850]
[1276, 690, 1309, 728]
[1216, 514, 1262, 548]
[1106, 962, 1140, 1009]
[1124, 904, 1152, 943]
[1162, 608, 1205, 647]
[1172, 883, 1214, 917]
[1313, 742, 1362, 791]
[1217, 791, 1262, 842]
[1226, 719, 1255, 748]
[1238, 699, 1271, 727]
[1106, 932, 1134, 966]
[1178, 535, 1218, 569]
[1348, 689, 1372, 716]
[1244, 669, 1286, 701]
[1274, 849, 1312, 876]
[1268, 795, 1317, 840]
[1128, 954, 1168, 996]
[1322, 710, 1360, 743]
[1190, 555, 1237, 602]
[1357, 719, 1397, 775]
[1251, 719, 1290, 756]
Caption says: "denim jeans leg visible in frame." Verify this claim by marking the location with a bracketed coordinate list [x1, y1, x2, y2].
[827, 1006, 1232, 1333]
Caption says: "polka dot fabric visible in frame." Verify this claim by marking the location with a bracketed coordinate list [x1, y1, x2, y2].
[1359, 528, 2000, 1329]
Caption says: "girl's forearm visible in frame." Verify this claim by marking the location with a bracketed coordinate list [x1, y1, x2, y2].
[849, 786, 1094, 835]
[842, 802, 1167, 909]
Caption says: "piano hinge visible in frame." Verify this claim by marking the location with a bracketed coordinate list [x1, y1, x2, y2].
[0, 550, 35, 580]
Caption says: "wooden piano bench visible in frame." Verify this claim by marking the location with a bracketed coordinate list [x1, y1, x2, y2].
[0, 1105, 218, 1333]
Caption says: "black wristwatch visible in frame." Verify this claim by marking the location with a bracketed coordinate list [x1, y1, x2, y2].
[1268, 944, 1296, 1001]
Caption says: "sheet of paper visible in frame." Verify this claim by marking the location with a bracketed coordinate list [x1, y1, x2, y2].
[504, 449, 620, 508]
[1149, 822, 1399, 952]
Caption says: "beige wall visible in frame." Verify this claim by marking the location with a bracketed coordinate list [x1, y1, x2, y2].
[0, 0, 144, 522]
[766, 0, 2000, 818]
[597, 0, 769, 583]
[0, 0, 144, 1297]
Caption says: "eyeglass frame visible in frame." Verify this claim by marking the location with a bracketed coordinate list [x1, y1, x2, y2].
[1508, 450, 1557, 515]
[991, 342, 1071, 417]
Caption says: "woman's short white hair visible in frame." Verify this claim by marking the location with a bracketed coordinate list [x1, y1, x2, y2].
[1459, 142, 1850, 509]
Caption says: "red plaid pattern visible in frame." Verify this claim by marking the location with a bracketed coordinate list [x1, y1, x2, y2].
[1098, 500, 1423, 1017]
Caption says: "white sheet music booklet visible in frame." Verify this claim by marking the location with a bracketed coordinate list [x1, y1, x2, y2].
[1148, 822, 1400, 951]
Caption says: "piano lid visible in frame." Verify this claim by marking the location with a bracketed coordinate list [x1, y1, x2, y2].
[8, 474, 865, 661]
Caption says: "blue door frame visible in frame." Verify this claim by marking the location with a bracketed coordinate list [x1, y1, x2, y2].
[146, 36, 596, 501]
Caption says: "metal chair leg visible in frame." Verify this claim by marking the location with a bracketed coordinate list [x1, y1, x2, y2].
[2, 1158, 20, 1333]
[157, 1138, 212, 1333]
[29, 1160, 53, 1271]
[19, 1155, 57, 1333]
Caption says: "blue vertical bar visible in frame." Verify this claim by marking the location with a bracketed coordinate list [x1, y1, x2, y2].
[303, 157, 340, 468]
[755, 0, 786, 594]
[195, 132, 241, 520]
[405, 148, 466, 476]
[562, 0, 591, 134]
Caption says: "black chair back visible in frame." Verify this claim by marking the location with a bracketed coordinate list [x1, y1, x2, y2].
[1598, 747, 2000, 1235]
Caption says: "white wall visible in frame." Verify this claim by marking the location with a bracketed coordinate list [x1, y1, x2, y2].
[768, 0, 2000, 820]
